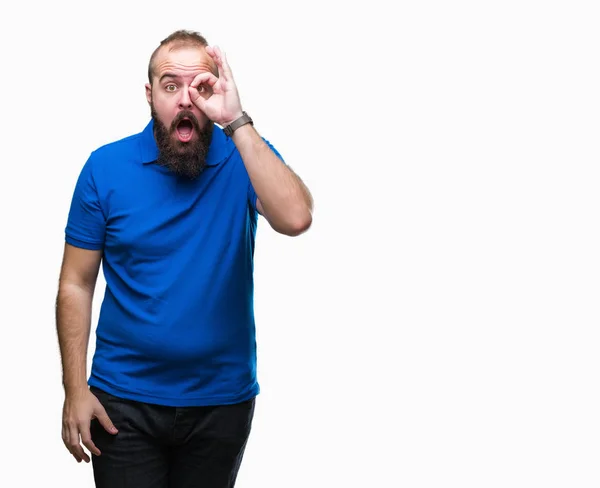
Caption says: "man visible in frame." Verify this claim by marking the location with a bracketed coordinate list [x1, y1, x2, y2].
[55, 29, 313, 488]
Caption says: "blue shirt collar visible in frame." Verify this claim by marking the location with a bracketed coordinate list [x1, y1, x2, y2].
[139, 118, 233, 166]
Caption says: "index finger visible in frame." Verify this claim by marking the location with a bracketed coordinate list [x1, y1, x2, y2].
[190, 72, 218, 90]
[68, 425, 90, 463]
[80, 422, 101, 457]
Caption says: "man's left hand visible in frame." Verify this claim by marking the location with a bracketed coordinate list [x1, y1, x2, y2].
[189, 46, 244, 127]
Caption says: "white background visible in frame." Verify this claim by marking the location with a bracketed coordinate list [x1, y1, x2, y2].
[1, 0, 599, 486]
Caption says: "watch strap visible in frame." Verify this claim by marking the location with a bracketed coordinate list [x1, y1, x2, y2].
[223, 112, 253, 136]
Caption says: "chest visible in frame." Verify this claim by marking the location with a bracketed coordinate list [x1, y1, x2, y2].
[101, 163, 252, 257]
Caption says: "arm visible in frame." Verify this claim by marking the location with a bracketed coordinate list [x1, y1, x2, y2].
[188, 45, 314, 236]
[56, 243, 117, 463]
[56, 243, 102, 394]
[231, 124, 313, 236]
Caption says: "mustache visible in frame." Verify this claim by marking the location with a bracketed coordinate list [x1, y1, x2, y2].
[171, 110, 201, 131]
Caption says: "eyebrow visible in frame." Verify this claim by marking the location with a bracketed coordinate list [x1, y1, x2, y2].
[159, 73, 180, 83]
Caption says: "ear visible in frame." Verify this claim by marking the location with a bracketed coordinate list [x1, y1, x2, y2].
[145, 83, 152, 105]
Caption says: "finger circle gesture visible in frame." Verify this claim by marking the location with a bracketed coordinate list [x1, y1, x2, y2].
[189, 46, 244, 127]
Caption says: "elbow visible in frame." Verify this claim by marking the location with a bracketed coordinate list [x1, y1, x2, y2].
[262, 198, 313, 236]
[281, 210, 312, 237]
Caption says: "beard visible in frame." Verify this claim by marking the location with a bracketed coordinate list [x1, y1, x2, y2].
[151, 104, 213, 180]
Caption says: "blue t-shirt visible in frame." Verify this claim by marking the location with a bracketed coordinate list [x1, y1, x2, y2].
[65, 119, 282, 406]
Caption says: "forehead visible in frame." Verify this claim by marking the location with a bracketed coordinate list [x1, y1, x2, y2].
[153, 44, 215, 79]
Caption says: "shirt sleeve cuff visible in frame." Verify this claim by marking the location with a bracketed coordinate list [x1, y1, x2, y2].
[65, 234, 104, 250]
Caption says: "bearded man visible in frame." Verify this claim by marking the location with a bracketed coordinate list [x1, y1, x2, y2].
[55, 29, 313, 488]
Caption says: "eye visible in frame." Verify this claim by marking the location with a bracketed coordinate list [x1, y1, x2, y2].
[165, 84, 176, 92]
[196, 85, 205, 93]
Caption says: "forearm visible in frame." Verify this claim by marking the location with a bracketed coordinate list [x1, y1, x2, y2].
[232, 124, 313, 235]
[56, 284, 93, 394]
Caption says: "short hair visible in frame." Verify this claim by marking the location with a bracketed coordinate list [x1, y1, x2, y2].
[147, 30, 210, 84]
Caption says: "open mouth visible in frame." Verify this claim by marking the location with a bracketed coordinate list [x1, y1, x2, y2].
[175, 119, 194, 142]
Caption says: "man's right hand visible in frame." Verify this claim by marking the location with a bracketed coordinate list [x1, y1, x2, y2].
[61, 388, 118, 463]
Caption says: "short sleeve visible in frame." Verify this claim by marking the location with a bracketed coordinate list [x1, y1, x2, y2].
[248, 137, 286, 210]
[65, 154, 106, 250]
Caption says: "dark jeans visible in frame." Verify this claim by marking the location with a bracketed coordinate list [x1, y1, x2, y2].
[89, 386, 256, 488]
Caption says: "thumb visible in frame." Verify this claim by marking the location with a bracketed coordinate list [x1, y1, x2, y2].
[189, 86, 207, 112]
[94, 405, 118, 435]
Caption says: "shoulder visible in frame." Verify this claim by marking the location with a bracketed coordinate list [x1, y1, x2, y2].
[74, 129, 146, 195]
[90, 130, 144, 165]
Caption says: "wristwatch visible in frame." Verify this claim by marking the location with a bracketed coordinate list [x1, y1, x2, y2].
[223, 112, 253, 137]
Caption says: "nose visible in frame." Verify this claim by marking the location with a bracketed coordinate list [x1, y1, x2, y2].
[178, 86, 193, 109]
